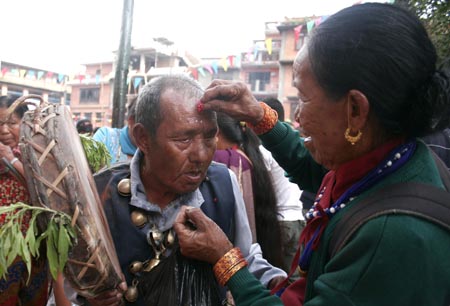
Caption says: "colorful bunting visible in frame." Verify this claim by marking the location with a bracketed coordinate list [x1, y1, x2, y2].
[235, 54, 241, 68]
[27, 70, 36, 79]
[204, 64, 213, 75]
[133, 76, 143, 89]
[228, 55, 234, 67]
[294, 25, 303, 46]
[198, 67, 206, 77]
[37, 71, 45, 80]
[211, 61, 218, 74]
[314, 17, 322, 27]
[191, 68, 198, 80]
[1, 68, 8, 76]
[219, 58, 228, 72]
[306, 20, 315, 33]
[19, 69, 27, 78]
[265, 38, 272, 55]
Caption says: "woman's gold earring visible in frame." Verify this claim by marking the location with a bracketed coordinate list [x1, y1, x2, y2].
[344, 128, 362, 145]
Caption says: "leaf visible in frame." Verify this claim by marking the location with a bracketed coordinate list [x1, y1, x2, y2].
[25, 214, 38, 257]
[58, 221, 70, 270]
[21, 237, 32, 282]
[0, 202, 77, 279]
[46, 222, 59, 280]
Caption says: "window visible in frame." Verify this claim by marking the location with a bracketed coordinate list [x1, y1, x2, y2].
[96, 112, 103, 122]
[80, 88, 100, 103]
[248, 72, 271, 92]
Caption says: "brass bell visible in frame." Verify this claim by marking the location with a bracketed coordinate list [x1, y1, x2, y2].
[131, 211, 147, 228]
[124, 285, 139, 302]
[118, 178, 131, 196]
[144, 257, 160, 272]
[129, 261, 143, 274]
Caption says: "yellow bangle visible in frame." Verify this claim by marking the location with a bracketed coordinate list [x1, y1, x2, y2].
[213, 247, 248, 286]
[246, 102, 278, 135]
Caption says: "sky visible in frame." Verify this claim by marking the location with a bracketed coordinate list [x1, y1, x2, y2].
[0, 0, 386, 74]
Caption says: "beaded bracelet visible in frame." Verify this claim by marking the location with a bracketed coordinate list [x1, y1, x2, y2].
[246, 102, 278, 135]
[213, 247, 248, 287]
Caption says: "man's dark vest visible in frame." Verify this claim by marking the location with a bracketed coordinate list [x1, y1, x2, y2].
[93, 162, 235, 305]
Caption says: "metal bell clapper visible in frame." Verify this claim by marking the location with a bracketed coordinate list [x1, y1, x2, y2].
[131, 211, 147, 228]
[143, 229, 165, 272]
[144, 251, 161, 272]
[129, 261, 144, 274]
[165, 229, 175, 246]
[117, 178, 131, 196]
[124, 279, 139, 302]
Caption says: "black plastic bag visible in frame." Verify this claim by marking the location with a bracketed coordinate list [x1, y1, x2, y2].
[139, 247, 223, 306]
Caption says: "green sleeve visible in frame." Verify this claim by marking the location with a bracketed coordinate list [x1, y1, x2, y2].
[227, 268, 284, 306]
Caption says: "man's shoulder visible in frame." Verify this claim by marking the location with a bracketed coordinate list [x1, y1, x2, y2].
[94, 161, 131, 189]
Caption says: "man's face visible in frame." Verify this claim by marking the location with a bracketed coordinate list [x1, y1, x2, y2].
[142, 89, 218, 197]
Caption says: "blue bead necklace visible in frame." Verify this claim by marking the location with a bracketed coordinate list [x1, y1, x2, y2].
[299, 140, 417, 274]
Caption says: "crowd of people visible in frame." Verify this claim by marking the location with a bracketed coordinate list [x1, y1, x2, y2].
[0, 2, 449, 306]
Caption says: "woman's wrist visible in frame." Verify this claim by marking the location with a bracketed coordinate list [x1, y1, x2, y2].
[10, 157, 19, 166]
[246, 102, 278, 135]
[213, 247, 248, 287]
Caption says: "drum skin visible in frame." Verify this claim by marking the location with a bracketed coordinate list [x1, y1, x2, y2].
[19, 103, 122, 298]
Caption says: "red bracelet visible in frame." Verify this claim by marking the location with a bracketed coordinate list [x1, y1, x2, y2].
[246, 102, 278, 135]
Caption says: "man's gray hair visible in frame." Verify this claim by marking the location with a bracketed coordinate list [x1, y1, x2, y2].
[135, 74, 204, 137]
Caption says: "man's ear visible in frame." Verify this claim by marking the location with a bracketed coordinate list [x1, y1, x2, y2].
[133, 123, 151, 154]
[347, 89, 370, 131]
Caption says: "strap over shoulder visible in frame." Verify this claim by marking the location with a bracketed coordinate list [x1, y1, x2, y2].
[329, 150, 450, 257]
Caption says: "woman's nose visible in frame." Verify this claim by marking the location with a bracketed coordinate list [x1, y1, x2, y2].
[0, 123, 9, 134]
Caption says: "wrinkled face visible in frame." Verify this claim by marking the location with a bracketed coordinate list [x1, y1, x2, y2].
[0, 108, 21, 148]
[293, 48, 349, 170]
[143, 89, 218, 196]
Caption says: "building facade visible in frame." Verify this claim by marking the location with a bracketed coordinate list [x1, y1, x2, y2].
[0, 61, 69, 105]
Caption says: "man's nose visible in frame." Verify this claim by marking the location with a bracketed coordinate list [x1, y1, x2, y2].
[189, 139, 211, 163]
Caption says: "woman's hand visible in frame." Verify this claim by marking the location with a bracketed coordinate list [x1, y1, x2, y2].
[199, 80, 264, 125]
[174, 206, 233, 264]
[0, 141, 15, 161]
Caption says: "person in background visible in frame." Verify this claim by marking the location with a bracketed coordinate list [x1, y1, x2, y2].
[174, 3, 450, 306]
[422, 127, 450, 170]
[76, 119, 93, 136]
[240, 96, 308, 281]
[0, 95, 49, 306]
[70, 74, 286, 306]
[293, 104, 317, 213]
[93, 97, 137, 164]
[213, 112, 284, 269]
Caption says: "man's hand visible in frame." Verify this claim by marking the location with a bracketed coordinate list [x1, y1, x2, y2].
[174, 206, 233, 264]
[85, 281, 127, 306]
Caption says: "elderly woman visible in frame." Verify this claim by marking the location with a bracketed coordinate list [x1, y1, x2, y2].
[174, 3, 450, 306]
[0, 96, 49, 305]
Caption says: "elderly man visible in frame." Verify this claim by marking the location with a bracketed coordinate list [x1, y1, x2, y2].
[77, 74, 286, 306]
